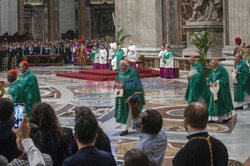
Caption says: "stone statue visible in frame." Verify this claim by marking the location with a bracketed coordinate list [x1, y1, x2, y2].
[189, 0, 223, 22]
[210, 0, 223, 22]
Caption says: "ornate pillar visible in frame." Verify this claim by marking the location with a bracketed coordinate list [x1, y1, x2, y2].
[162, 0, 167, 43]
[79, 0, 86, 39]
[18, 0, 25, 35]
[182, 0, 224, 58]
[48, 0, 56, 40]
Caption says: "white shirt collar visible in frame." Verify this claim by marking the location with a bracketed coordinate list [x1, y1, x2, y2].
[187, 129, 207, 137]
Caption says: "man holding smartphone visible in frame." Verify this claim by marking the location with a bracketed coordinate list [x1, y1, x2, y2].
[19, 61, 41, 117]
[114, 60, 145, 136]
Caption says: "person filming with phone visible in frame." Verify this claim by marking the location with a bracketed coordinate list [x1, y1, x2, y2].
[126, 96, 167, 166]
[114, 60, 145, 136]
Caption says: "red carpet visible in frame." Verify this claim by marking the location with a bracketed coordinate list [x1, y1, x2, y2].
[56, 68, 160, 81]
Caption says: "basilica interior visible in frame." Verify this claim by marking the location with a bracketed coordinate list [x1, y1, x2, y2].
[0, 0, 250, 165]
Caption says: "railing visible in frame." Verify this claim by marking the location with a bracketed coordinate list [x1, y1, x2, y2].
[25, 54, 62, 66]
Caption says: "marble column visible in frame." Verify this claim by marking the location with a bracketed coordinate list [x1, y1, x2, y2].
[221, 0, 250, 67]
[115, 0, 161, 49]
[0, 0, 18, 35]
[48, 0, 56, 40]
[18, 0, 25, 35]
[223, 0, 250, 51]
[59, 0, 76, 35]
[162, 0, 167, 43]
[79, 0, 86, 39]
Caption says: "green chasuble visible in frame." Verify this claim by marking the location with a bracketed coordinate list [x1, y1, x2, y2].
[234, 60, 250, 102]
[112, 49, 124, 71]
[185, 62, 209, 104]
[114, 66, 145, 124]
[6, 80, 25, 103]
[91, 49, 98, 62]
[208, 65, 233, 117]
[19, 70, 41, 117]
[163, 51, 173, 62]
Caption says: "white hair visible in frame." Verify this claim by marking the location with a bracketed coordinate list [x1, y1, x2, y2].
[120, 60, 130, 67]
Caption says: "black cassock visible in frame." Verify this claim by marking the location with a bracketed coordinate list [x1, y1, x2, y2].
[173, 132, 228, 166]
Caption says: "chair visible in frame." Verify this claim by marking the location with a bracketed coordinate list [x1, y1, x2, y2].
[0, 81, 5, 98]
[137, 55, 145, 70]
[2, 57, 8, 71]
[11, 56, 17, 69]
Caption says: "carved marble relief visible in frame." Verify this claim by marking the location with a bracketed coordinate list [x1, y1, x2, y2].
[188, 0, 223, 22]
[180, 0, 192, 43]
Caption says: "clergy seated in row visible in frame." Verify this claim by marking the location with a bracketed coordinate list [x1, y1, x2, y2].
[233, 54, 250, 110]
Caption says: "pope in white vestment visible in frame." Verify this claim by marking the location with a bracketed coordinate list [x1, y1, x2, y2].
[109, 40, 117, 69]
[127, 41, 137, 69]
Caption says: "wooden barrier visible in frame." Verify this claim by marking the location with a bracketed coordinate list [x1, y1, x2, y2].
[25, 54, 62, 66]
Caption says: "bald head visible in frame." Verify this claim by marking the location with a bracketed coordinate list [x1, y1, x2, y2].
[129, 41, 133, 45]
[184, 102, 208, 129]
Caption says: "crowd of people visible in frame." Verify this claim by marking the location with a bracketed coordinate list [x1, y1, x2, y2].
[0, 39, 110, 71]
[0, 39, 139, 72]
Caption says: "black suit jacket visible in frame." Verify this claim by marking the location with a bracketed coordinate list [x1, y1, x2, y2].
[33, 47, 40, 55]
[62, 146, 116, 166]
[24, 48, 29, 55]
[173, 132, 228, 166]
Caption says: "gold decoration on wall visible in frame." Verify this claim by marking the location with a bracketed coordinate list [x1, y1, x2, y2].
[90, 0, 114, 5]
[24, 0, 43, 6]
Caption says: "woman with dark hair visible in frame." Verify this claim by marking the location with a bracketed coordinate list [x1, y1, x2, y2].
[75, 106, 112, 153]
[30, 102, 75, 166]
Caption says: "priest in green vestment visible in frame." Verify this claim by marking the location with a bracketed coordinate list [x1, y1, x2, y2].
[114, 60, 145, 136]
[6, 70, 25, 103]
[19, 61, 41, 117]
[110, 46, 124, 71]
[234, 54, 250, 109]
[185, 56, 209, 104]
[208, 59, 233, 122]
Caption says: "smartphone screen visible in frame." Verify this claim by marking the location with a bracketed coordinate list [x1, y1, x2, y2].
[14, 104, 25, 128]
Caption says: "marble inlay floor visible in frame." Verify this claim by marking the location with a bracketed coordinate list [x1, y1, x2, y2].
[0, 64, 249, 165]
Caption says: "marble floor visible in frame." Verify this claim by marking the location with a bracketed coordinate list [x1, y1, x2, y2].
[1, 64, 250, 165]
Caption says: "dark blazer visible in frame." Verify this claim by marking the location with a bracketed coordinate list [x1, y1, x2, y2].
[173, 132, 228, 166]
[0, 122, 20, 162]
[39, 47, 45, 54]
[70, 127, 112, 154]
[62, 146, 117, 166]
[33, 47, 40, 55]
[24, 48, 29, 55]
